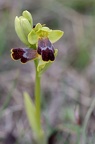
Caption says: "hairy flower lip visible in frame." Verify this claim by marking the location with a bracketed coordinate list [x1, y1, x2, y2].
[37, 37, 55, 61]
[11, 48, 38, 63]
[41, 48, 55, 61]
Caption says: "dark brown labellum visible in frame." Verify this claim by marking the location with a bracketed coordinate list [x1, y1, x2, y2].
[37, 38, 55, 61]
[11, 48, 38, 63]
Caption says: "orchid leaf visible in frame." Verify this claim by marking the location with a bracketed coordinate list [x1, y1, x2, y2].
[24, 92, 40, 135]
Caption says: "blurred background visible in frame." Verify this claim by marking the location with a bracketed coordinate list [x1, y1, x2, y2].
[0, 0, 95, 143]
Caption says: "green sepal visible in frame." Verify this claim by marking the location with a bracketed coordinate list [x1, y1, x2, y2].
[37, 49, 58, 75]
[15, 16, 29, 46]
[22, 10, 33, 27]
[28, 29, 38, 45]
[48, 30, 64, 43]
[37, 59, 49, 73]
[24, 92, 41, 136]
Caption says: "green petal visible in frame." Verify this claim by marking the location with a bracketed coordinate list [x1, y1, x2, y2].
[28, 29, 38, 45]
[22, 10, 33, 27]
[48, 30, 64, 43]
[34, 23, 42, 32]
[36, 26, 51, 35]
[40, 27, 51, 32]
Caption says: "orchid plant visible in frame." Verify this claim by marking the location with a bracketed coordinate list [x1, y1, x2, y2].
[11, 10, 64, 144]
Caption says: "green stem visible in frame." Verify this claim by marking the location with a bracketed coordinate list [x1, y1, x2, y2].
[36, 70, 41, 129]
[34, 60, 47, 144]
[34, 60, 41, 130]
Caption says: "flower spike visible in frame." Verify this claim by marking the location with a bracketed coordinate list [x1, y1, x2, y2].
[11, 10, 64, 70]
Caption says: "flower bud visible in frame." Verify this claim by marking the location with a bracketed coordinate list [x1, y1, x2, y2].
[20, 16, 32, 36]
[22, 10, 33, 27]
[15, 16, 29, 45]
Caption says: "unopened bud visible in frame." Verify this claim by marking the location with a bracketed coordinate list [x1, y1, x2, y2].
[22, 10, 33, 27]
[20, 16, 32, 36]
[15, 16, 29, 46]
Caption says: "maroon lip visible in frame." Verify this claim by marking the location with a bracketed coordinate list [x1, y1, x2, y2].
[37, 38, 55, 61]
[11, 48, 38, 63]
[11, 38, 55, 63]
